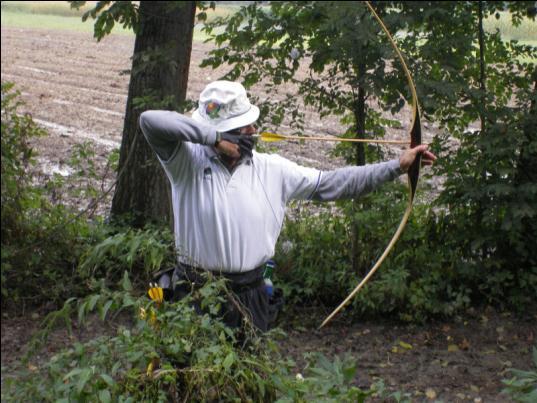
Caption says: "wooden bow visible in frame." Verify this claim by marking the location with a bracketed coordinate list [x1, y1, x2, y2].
[320, 1, 422, 328]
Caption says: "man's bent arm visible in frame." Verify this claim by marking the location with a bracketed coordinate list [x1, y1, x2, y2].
[139, 110, 218, 161]
[313, 160, 403, 201]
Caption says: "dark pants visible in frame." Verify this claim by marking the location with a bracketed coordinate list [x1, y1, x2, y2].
[158, 264, 271, 332]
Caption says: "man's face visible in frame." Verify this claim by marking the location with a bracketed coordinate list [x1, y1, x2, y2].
[238, 124, 257, 136]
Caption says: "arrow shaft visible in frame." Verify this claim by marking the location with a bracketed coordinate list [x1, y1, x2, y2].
[259, 132, 408, 145]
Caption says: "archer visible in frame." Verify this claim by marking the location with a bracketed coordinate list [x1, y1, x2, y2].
[140, 80, 436, 332]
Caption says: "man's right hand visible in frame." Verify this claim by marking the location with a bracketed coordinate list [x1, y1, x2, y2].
[215, 131, 256, 159]
[216, 138, 241, 159]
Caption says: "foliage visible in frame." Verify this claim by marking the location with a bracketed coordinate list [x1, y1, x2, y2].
[1, 82, 100, 309]
[3, 0, 536, 337]
[275, 185, 472, 322]
[67, 1, 218, 42]
[3, 274, 373, 402]
[277, 352, 373, 403]
[69, 1, 140, 40]
[78, 226, 177, 285]
[0, 83, 175, 309]
[418, 2, 537, 310]
[201, 1, 408, 165]
[200, 1, 537, 319]
[275, 179, 534, 322]
[485, 10, 537, 43]
[1, 83, 45, 231]
[502, 347, 537, 402]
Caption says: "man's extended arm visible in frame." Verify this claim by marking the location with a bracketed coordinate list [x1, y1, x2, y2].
[311, 143, 436, 201]
[139, 111, 218, 161]
[312, 160, 403, 201]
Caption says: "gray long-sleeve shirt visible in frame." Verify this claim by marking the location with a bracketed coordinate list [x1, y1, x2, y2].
[140, 110, 403, 272]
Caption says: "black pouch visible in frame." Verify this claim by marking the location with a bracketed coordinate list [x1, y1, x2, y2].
[151, 265, 213, 302]
[151, 266, 179, 301]
[268, 287, 285, 325]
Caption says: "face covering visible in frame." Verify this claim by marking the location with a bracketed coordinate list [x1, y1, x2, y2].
[220, 130, 257, 159]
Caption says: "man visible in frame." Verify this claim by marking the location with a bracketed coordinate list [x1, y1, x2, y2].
[140, 80, 436, 332]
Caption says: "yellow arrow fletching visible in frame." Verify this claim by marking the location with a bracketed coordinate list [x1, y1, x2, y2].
[260, 132, 287, 142]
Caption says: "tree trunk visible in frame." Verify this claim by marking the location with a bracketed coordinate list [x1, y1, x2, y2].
[351, 81, 367, 276]
[478, 0, 486, 131]
[476, 1, 486, 258]
[111, 1, 196, 227]
[513, 80, 537, 261]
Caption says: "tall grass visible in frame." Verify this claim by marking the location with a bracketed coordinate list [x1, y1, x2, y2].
[1, 10, 133, 35]
[484, 11, 537, 42]
[1, 1, 241, 23]
[1, 1, 238, 41]
[1, 1, 91, 17]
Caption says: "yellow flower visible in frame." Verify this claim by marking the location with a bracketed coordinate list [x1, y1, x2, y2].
[140, 306, 159, 328]
[147, 283, 164, 306]
[146, 357, 160, 377]
[149, 309, 158, 327]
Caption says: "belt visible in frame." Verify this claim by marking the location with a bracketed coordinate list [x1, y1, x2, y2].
[177, 263, 265, 293]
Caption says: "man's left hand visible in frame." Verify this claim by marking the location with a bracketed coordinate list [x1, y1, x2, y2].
[399, 145, 437, 173]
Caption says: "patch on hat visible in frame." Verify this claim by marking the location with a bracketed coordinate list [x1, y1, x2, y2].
[205, 101, 221, 120]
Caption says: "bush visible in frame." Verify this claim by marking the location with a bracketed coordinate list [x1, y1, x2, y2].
[78, 225, 177, 287]
[3, 274, 374, 402]
[1, 82, 101, 309]
[1, 82, 174, 309]
[274, 173, 533, 322]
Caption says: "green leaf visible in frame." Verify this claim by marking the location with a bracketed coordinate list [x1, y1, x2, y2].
[78, 301, 87, 324]
[223, 352, 235, 371]
[88, 294, 100, 311]
[121, 271, 132, 292]
[99, 389, 112, 403]
[100, 373, 115, 387]
[99, 300, 113, 321]
[63, 368, 84, 381]
[76, 368, 92, 394]
[342, 364, 357, 383]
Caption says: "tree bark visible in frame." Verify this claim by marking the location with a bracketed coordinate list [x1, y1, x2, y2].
[351, 80, 367, 276]
[111, 1, 196, 227]
[478, 0, 486, 132]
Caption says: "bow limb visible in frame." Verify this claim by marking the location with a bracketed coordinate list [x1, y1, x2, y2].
[320, 1, 421, 328]
[319, 203, 413, 328]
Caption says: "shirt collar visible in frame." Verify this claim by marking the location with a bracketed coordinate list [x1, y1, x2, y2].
[204, 146, 254, 166]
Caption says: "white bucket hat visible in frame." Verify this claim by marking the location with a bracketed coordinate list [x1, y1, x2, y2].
[192, 81, 260, 132]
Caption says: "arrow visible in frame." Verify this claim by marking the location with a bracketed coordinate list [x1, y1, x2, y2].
[257, 131, 409, 145]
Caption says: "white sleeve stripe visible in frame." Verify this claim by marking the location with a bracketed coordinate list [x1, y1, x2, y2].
[307, 171, 322, 200]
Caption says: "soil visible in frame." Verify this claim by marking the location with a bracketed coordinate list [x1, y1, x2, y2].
[1, 26, 535, 401]
[280, 307, 536, 402]
[2, 306, 535, 402]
